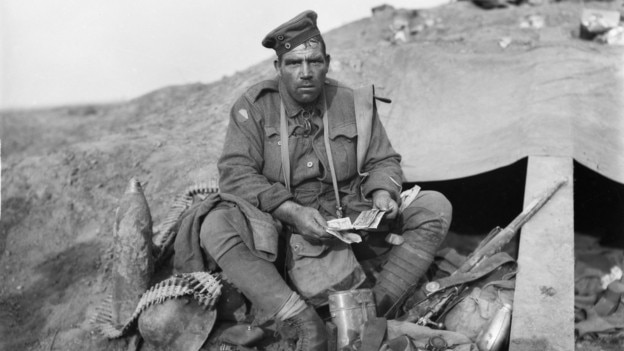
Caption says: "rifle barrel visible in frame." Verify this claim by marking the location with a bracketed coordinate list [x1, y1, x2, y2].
[457, 177, 567, 273]
[508, 177, 566, 232]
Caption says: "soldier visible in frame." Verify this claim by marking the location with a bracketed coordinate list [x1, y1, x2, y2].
[199, 10, 452, 351]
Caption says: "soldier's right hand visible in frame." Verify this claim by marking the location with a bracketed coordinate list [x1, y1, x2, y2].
[292, 207, 332, 242]
[272, 201, 332, 242]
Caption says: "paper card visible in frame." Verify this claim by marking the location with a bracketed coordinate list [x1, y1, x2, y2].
[327, 217, 353, 231]
[353, 209, 386, 230]
[325, 228, 362, 244]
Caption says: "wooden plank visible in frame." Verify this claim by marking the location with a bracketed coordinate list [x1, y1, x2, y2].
[509, 156, 574, 351]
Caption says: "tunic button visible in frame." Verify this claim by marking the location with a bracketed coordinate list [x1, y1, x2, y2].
[306, 161, 313, 168]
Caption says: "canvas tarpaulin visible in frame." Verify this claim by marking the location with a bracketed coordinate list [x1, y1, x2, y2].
[367, 42, 624, 183]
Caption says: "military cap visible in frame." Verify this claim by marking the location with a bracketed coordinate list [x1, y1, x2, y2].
[262, 10, 322, 56]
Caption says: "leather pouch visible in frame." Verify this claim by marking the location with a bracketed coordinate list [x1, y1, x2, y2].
[287, 233, 366, 306]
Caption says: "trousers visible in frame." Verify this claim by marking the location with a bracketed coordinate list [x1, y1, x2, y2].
[199, 190, 451, 318]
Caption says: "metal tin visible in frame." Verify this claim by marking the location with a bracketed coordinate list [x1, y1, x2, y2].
[476, 303, 512, 351]
[329, 289, 377, 349]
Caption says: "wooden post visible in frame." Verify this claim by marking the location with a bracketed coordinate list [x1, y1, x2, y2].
[509, 156, 574, 351]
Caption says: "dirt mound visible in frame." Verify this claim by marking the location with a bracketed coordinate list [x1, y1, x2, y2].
[1, 2, 622, 350]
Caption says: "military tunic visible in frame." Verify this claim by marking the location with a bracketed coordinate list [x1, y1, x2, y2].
[218, 77, 403, 220]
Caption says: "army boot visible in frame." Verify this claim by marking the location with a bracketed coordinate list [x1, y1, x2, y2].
[282, 305, 328, 351]
[210, 241, 327, 350]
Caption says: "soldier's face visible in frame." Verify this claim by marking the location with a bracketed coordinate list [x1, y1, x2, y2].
[275, 43, 330, 105]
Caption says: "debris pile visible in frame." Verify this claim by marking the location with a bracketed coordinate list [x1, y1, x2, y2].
[372, 5, 421, 44]
[575, 234, 624, 343]
[374, 1, 624, 48]
[580, 8, 624, 45]
[519, 14, 545, 29]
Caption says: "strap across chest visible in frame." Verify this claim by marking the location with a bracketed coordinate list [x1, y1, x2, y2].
[279, 93, 343, 218]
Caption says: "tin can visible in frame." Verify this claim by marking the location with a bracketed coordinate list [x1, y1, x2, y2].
[476, 303, 512, 351]
[329, 289, 377, 349]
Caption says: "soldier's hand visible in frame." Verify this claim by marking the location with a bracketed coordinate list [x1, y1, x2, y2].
[372, 190, 399, 220]
[272, 201, 331, 241]
[293, 207, 332, 242]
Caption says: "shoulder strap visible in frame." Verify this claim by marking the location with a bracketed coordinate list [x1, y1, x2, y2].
[353, 85, 375, 176]
[432, 252, 516, 292]
[322, 94, 343, 218]
[279, 101, 291, 191]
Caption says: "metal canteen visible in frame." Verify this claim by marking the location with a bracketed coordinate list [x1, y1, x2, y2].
[476, 303, 512, 351]
[329, 289, 377, 349]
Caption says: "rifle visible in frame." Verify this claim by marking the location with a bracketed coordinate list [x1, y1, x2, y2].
[394, 177, 567, 326]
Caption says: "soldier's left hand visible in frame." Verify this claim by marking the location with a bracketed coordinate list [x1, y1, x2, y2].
[372, 190, 399, 220]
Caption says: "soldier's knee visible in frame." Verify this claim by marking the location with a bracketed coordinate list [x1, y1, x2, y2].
[400, 191, 451, 248]
[422, 190, 452, 227]
[199, 206, 245, 262]
[403, 190, 452, 228]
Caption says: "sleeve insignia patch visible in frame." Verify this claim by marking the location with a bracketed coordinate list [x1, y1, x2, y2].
[237, 109, 249, 121]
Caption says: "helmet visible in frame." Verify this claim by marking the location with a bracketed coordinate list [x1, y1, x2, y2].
[138, 297, 217, 351]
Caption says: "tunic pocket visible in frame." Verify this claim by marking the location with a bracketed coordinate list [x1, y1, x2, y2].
[262, 126, 282, 182]
[328, 123, 358, 181]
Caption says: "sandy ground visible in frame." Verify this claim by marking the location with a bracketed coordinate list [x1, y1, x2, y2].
[1, 1, 623, 350]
